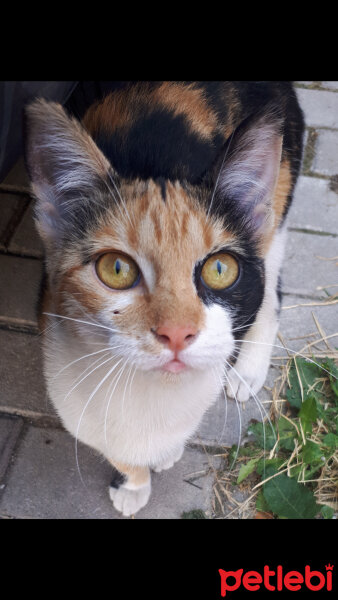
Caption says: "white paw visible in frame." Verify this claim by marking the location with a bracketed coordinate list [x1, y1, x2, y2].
[152, 445, 184, 473]
[109, 481, 151, 516]
[225, 355, 269, 403]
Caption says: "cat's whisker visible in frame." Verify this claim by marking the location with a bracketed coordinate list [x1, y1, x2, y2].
[43, 312, 119, 334]
[207, 131, 234, 219]
[52, 345, 123, 381]
[101, 357, 126, 436]
[221, 363, 242, 469]
[212, 366, 228, 446]
[224, 357, 276, 437]
[232, 315, 269, 334]
[223, 358, 277, 480]
[127, 363, 137, 403]
[75, 358, 125, 487]
[69, 295, 116, 335]
[234, 338, 338, 380]
[63, 353, 115, 405]
[105, 171, 134, 229]
[103, 358, 130, 450]
[121, 362, 136, 420]
[69, 352, 114, 391]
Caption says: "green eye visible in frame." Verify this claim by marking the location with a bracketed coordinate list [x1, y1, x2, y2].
[96, 252, 140, 290]
[201, 253, 239, 290]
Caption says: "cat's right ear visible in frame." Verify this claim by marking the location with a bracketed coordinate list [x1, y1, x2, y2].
[207, 107, 284, 242]
[24, 99, 112, 245]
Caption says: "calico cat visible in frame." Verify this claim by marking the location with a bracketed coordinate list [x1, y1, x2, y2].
[24, 82, 304, 516]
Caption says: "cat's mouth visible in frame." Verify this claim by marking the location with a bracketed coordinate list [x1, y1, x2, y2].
[161, 358, 188, 373]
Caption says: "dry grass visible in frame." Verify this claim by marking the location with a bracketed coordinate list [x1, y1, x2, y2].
[210, 303, 338, 519]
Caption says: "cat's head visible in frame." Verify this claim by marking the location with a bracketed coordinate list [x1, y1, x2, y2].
[24, 98, 283, 378]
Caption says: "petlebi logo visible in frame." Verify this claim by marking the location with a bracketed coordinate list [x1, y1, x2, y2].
[219, 564, 334, 595]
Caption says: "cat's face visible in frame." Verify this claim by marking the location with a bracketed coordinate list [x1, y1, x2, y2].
[25, 99, 283, 379]
[53, 178, 241, 376]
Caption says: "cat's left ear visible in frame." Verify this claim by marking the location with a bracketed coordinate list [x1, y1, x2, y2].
[24, 98, 112, 245]
[209, 108, 284, 239]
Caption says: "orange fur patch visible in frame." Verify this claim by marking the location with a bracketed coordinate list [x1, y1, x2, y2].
[111, 461, 150, 485]
[255, 158, 293, 257]
[152, 82, 219, 140]
[83, 89, 136, 137]
[272, 159, 292, 225]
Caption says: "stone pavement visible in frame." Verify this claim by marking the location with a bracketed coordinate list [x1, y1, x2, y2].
[0, 82, 337, 519]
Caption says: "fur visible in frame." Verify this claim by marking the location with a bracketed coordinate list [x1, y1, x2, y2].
[24, 82, 304, 516]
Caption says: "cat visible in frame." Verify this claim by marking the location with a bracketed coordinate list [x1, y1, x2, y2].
[24, 82, 304, 516]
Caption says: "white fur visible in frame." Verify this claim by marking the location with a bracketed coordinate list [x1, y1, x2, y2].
[44, 304, 233, 474]
[109, 481, 151, 516]
[225, 225, 287, 401]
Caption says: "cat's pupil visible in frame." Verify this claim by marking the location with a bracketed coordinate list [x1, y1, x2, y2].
[115, 259, 121, 275]
[217, 260, 222, 275]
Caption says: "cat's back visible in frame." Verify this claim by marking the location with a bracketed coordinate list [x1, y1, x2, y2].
[80, 81, 303, 185]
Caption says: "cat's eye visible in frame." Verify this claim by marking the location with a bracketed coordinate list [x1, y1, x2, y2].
[201, 253, 239, 290]
[95, 252, 140, 290]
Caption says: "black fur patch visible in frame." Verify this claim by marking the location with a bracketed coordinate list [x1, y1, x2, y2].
[156, 177, 167, 201]
[110, 466, 126, 489]
[92, 109, 223, 185]
[194, 242, 265, 338]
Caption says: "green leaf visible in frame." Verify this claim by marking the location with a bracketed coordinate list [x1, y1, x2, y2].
[321, 505, 335, 519]
[247, 422, 277, 450]
[286, 358, 323, 409]
[256, 458, 285, 476]
[323, 433, 338, 449]
[262, 472, 320, 519]
[277, 416, 299, 450]
[301, 440, 323, 465]
[286, 368, 302, 409]
[299, 396, 318, 435]
[256, 490, 270, 513]
[237, 457, 260, 484]
[181, 509, 206, 519]
[321, 358, 338, 397]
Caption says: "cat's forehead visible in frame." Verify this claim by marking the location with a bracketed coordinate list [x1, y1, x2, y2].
[92, 179, 235, 265]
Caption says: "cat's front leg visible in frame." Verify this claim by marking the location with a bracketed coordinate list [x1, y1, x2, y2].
[109, 462, 151, 517]
[225, 294, 279, 402]
[225, 227, 286, 403]
[151, 444, 185, 473]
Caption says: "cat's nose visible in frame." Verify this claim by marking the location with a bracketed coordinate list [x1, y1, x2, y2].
[153, 324, 198, 352]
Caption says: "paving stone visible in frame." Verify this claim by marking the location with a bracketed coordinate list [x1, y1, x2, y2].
[8, 201, 44, 258]
[0, 329, 56, 419]
[321, 81, 338, 91]
[282, 231, 338, 298]
[278, 293, 338, 353]
[0, 425, 219, 519]
[288, 176, 338, 234]
[311, 130, 338, 176]
[0, 415, 24, 482]
[195, 372, 275, 448]
[295, 88, 338, 129]
[0, 254, 43, 327]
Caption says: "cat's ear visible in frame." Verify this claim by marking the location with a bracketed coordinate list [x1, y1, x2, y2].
[210, 108, 284, 239]
[24, 98, 112, 245]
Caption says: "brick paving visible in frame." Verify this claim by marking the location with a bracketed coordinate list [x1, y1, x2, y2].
[0, 82, 337, 519]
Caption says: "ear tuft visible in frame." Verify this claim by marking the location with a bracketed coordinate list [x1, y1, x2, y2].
[24, 99, 111, 244]
[210, 107, 284, 237]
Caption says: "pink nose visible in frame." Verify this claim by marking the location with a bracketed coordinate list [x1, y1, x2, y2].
[154, 324, 198, 352]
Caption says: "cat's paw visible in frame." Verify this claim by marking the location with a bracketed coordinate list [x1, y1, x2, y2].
[109, 481, 151, 517]
[152, 445, 184, 473]
[225, 356, 269, 403]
